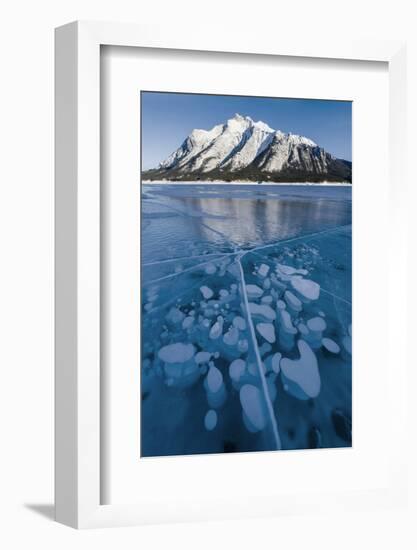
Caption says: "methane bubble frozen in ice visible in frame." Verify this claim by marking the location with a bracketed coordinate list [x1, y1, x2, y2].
[291, 277, 320, 301]
[284, 290, 302, 313]
[224, 326, 239, 345]
[277, 263, 308, 278]
[256, 322, 276, 343]
[204, 409, 218, 431]
[306, 316, 327, 347]
[182, 316, 195, 330]
[298, 323, 309, 336]
[158, 343, 195, 364]
[239, 384, 267, 433]
[195, 351, 212, 364]
[209, 316, 224, 340]
[322, 337, 340, 354]
[205, 263, 217, 275]
[233, 316, 247, 331]
[206, 365, 223, 393]
[245, 284, 264, 300]
[238, 339, 249, 353]
[259, 342, 272, 356]
[200, 285, 214, 300]
[165, 307, 186, 325]
[205, 365, 227, 408]
[158, 343, 199, 388]
[271, 352, 282, 373]
[264, 353, 280, 374]
[263, 278, 271, 290]
[229, 358, 246, 387]
[280, 339, 321, 400]
[248, 302, 276, 322]
[258, 263, 270, 278]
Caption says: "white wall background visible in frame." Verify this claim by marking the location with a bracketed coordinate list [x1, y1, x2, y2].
[0, 0, 415, 547]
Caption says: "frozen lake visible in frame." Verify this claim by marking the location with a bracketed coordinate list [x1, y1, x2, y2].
[141, 183, 352, 457]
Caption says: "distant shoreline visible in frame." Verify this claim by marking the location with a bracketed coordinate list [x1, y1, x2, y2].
[141, 179, 352, 187]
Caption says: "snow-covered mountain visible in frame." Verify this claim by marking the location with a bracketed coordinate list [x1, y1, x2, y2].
[143, 114, 352, 183]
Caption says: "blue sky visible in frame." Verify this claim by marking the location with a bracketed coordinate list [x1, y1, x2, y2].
[141, 91, 352, 170]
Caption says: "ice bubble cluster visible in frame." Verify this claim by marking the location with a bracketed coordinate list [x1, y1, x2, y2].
[144, 240, 349, 451]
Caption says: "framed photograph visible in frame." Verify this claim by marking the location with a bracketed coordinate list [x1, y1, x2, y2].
[55, 21, 407, 528]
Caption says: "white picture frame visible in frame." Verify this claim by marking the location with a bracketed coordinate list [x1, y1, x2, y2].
[55, 20, 407, 529]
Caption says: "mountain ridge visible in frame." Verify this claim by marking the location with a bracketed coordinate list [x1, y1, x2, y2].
[143, 114, 352, 183]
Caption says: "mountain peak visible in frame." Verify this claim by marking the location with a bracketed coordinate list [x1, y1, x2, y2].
[151, 114, 351, 183]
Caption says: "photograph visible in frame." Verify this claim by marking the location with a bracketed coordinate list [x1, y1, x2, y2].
[140, 91, 352, 457]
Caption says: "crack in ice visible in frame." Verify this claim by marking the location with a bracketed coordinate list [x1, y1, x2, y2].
[142, 253, 239, 287]
[236, 257, 282, 450]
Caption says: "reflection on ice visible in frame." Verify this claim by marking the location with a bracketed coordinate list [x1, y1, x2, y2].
[141, 184, 352, 457]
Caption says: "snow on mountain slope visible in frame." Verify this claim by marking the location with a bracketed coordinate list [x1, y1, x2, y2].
[186, 114, 253, 173]
[221, 118, 275, 171]
[150, 113, 351, 182]
[159, 123, 224, 170]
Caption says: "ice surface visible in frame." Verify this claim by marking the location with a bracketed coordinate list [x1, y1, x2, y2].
[141, 183, 351, 457]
